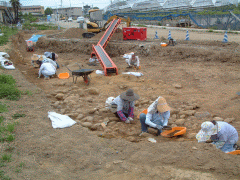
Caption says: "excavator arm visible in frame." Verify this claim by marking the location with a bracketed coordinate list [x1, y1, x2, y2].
[102, 15, 131, 30]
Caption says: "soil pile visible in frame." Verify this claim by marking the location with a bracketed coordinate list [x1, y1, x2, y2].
[58, 28, 87, 39]
[91, 28, 123, 41]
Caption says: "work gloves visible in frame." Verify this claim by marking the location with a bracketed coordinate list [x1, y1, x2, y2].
[125, 117, 134, 124]
[156, 125, 163, 130]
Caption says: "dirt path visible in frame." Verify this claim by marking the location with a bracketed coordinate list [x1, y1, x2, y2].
[0, 28, 239, 180]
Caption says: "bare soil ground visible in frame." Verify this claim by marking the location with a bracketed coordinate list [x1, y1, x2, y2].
[0, 27, 239, 180]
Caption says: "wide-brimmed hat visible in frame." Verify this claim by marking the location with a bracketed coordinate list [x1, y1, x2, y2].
[157, 97, 171, 113]
[196, 121, 221, 142]
[39, 55, 44, 61]
[120, 89, 139, 101]
[31, 54, 39, 61]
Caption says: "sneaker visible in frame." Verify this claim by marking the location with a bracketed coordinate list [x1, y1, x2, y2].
[139, 131, 148, 137]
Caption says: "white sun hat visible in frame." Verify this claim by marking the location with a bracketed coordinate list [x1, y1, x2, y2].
[196, 121, 221, 142]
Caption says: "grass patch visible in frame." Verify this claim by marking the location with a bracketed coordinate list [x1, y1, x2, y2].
[21, 90, 33, 96]
[0, 103, 8, 113]
[0, 170, 10, 180]
[1, 154, 12, 162]
[0, 74, 21, 100]
[0, 116, 16, 142]
[207, 29, 214, 32]
[137, 24, 147, 27]
[0, 25, 18, 46]
[12, 113, 25, 119]
[23, 23, 59, 30]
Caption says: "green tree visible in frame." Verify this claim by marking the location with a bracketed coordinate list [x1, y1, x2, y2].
[10, 0, 21, 23]
[44, 7, 53, 15]
[93, 7, 99, 9]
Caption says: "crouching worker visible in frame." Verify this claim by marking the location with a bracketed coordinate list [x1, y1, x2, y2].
[124, 52, 140, 70]
[44, 52, 59, 69]
[139, 96, 171, 136]
[38, 62, 56, 80]
[111, 89, 139, 124]
[196, 121, 239, 153]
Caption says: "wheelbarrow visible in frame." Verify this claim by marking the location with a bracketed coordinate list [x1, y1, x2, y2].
[64, 64, 94, 85]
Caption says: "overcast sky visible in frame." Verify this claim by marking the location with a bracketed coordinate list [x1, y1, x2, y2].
[16, 0, 240, 10]
[19, 0, 111, 9]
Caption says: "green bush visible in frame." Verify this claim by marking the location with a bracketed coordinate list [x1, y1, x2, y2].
[0, 74, 21, 100]
[0, 26, 18, 46]
[0, 103, 8, 113]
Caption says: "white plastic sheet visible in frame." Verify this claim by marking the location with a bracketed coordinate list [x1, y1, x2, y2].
[48, 111, 76, 128]
[122, 72, 143, 77]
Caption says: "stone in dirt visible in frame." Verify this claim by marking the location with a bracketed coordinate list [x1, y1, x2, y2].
[55, 93, 64, 100]
[213, 117, 224, 121]
[81, 122, 92, 128]
[224, 118, 235, 123]
[175, 119, 185, 126]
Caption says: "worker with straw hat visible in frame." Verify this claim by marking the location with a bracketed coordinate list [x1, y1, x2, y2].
[111, 89, 140, 124]
[196, 121, 239, 153]
[139, 96, 171, 136]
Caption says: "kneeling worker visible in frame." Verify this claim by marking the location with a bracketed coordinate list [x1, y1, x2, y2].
[125, 52, 140, 69]
[139, 96, 171, 136]
[111, 89, 140, 124]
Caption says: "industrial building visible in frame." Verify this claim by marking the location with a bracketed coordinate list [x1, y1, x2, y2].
[52, 7, 83, 19]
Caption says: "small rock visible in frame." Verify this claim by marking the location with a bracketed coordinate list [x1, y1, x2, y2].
[52, 101, 60, 108]
[81, 122, 92, 128]
[109, 117, 119, 121]
[175, 119, 185, 126]
[127, 136, 139, 142]
[174, 84, 182, 89]
[67, 113, 78, 118]
[171, 114, 177, 119]
[82, 116, 94, 122]
[213, 117, 224, 121]
[88, 108, 98, 114]
[192, 146, 198, 150]
[170, 109, 179, 115]
[187, 133, 197, 139]
[113, 160, 123, 164]
[99, 108, 109, 113]
[90, 124, 99, 131]
[185, 106, 194, 110]
[180, 115, 186, 119]
[77, 114, 84, 121]
[87, 88, 99, 95]
[224, 118, 235, 123]
[60, 109, 66, 114]
[194, 112, 211, 118]
[171, 124, 177, 127]
[55, 93, 64, 100]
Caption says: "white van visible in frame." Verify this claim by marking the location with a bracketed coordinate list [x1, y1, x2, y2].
[77, 16, 85, 23]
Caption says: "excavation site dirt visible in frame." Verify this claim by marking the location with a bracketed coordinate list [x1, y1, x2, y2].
[2, 27, 240, 179]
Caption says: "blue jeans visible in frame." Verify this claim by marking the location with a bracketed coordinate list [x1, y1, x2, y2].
[139, 113, 162, 135]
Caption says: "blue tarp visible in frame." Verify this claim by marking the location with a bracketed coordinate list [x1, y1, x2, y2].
[27, 34, 45, 42]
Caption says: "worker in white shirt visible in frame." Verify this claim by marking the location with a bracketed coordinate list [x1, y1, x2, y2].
[124, 52, 140, 69]
[38, 62, 56, 80]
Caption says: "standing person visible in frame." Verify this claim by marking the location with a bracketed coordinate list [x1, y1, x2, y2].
[196, 121, 239, 153]
[44, 52, 59, 69]
[139, 96, 171, 136]
[124, 52, 140, 69]
[38, 62, 56, 80]
[111, 89, 140, 124]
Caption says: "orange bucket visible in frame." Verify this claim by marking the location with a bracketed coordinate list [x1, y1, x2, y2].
[227, 150, 240, 155]
[161, 43, 168, 47]
[58, 72, 70, 79]
[137, 109, 148, 119]
[161, 127, 187, 137]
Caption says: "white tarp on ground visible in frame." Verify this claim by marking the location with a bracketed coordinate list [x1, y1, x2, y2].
[48, 111, 76, 128]
[122, 72, 143, 76]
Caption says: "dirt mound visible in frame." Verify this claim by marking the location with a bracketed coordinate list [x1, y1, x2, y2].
[91, 28, 123, 41]
[58, 28, 87, 39]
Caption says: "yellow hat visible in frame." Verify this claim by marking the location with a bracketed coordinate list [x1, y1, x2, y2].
[31, 54, 39, 61]
[157, 97, 171, 113]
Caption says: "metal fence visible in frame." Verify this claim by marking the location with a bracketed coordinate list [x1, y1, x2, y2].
[104, 9, 240, 30]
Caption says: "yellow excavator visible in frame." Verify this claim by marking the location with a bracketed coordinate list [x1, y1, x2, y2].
[82, 9, 131, 38]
